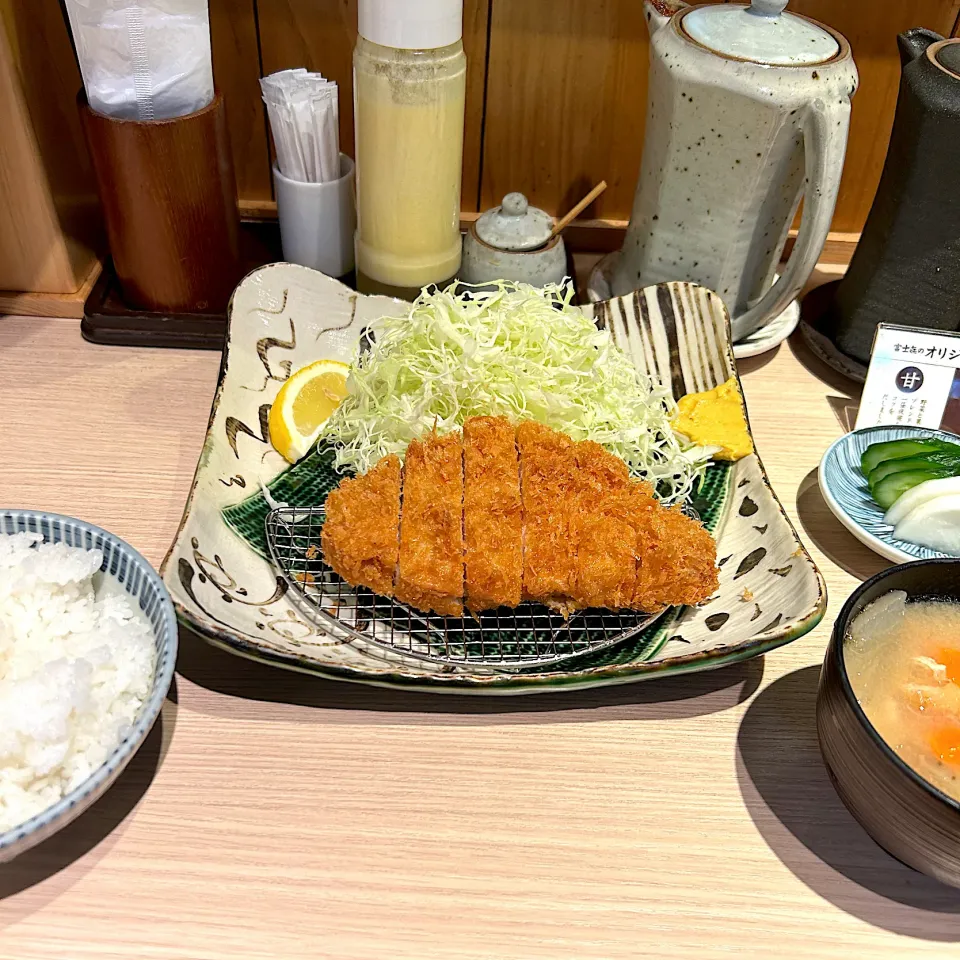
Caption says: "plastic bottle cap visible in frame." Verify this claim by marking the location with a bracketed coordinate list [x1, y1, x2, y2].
[359, 0, 462, 49]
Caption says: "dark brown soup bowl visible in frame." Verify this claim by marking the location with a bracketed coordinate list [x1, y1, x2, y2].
[817, 558, 960, 888]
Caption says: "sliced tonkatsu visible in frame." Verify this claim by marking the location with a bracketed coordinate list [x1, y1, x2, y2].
[632, 504, 718, 612]
[394, 432, 464, 617]
[463, 416, 523, 611]
[320, 453, 401, 597]
[320, 417, 718, 617]
[571, 442, 645, 610]
[517, 421, 580, 612]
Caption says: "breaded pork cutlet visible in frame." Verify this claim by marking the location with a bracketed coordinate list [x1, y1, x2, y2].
[463, 416, 523, 611]
[632, 505, 719, 612]
[321, 418, 719, 617]
[321, 454, 401, 597]
[571, 441, 647, 609]
[517, 421, 579, 611]
[394, 432, 465, 617]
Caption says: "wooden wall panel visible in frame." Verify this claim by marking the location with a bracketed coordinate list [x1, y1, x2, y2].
[256, 0, 490, 213]
[481, 0, 645, 223]
[8, 0, 956, 261]
[210, 0, 273, 207]
[788, 0, 960, 232]
[0, 1, 101, 293]
[461, 0, 490, 211]
[480, 0, 960, 234]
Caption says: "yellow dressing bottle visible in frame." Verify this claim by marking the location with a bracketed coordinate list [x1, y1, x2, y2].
[353, 0, 466, 299]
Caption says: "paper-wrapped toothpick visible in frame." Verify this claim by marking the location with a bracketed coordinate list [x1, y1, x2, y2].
[261, 69, 340, 183]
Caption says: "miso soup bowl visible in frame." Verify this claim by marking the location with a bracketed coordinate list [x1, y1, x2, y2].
[817, 558, 960, 888]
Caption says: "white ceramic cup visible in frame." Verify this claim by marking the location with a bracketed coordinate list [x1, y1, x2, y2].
[273, 154, 356, 277]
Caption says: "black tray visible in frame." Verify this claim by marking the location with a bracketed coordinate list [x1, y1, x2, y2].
[82, 221, 287, 350]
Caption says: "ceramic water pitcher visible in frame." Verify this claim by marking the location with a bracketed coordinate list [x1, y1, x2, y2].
[611, 0, 858, 342]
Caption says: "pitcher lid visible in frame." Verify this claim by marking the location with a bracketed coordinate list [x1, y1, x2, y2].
[475, 193, 554, 251]
[682, 0, 839, 66]
[934, 39, 960, 80]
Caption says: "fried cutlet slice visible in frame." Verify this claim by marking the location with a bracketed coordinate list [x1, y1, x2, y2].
[463, 417, 523, 611]
[394, 432, 465, 617]
[632, 504, 719, 612]
[572, 443, 650, 609]
[321, 454, 401, 597]
[517, 421, 579, 611]
[575, 440, 631, 491]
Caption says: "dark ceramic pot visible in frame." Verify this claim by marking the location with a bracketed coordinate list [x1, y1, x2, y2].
[827, 30, 960, 362]
[817, 559, 960, 888]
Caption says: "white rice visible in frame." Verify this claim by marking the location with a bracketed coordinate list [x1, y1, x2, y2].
[0, 532, 155, 833]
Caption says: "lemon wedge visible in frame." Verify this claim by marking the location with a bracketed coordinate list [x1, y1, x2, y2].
[269, 359, 350, 463]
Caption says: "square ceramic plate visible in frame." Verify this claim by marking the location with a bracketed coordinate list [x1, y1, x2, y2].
[161, 264, 826, 693]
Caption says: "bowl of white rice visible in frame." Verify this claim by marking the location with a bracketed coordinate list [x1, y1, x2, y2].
[0, 509, 176, 862]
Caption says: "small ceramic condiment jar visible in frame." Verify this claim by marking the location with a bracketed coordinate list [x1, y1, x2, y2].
[460, 193, 567, 289]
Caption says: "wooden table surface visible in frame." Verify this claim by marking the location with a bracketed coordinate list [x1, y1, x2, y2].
[2, 292, 960, 959]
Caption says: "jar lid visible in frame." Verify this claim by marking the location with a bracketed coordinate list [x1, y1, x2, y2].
[935, 40, 960, 79]
[359, 0, 462, 50]
[475, 193, 554, 252]
[682, 1, 839, 67]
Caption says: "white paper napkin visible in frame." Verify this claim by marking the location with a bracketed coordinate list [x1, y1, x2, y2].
[65, 0, 214, 121]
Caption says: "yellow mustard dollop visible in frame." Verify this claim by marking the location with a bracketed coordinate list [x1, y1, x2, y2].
[672, 377, 753, 462]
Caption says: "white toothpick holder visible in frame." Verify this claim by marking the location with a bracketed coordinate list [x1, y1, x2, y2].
[273, 153, 356, 278]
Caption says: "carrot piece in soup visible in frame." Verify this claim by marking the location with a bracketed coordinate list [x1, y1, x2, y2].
[929, 725, 960, 766]
[935, 647, 960, 684]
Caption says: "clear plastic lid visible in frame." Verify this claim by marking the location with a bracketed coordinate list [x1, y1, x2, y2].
[682, 0, 839, 66]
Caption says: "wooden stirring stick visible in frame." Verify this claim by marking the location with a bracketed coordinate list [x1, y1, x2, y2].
[547, 180, 608, 241]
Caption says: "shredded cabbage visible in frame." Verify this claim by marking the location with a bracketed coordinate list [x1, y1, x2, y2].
[321, 280, 710, 503]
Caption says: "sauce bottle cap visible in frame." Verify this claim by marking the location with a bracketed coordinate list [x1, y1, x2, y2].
[359, 0, 463, 49]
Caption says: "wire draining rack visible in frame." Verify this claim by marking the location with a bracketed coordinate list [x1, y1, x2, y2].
[265, 506, 662, 673]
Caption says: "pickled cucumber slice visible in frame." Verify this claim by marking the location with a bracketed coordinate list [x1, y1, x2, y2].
[860, 438, 958, 477]
[868, 453, 960, 488]
[873, 467, 954, 510]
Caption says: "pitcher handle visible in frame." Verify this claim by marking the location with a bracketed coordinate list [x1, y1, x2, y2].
[731, 97, 850, 343]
